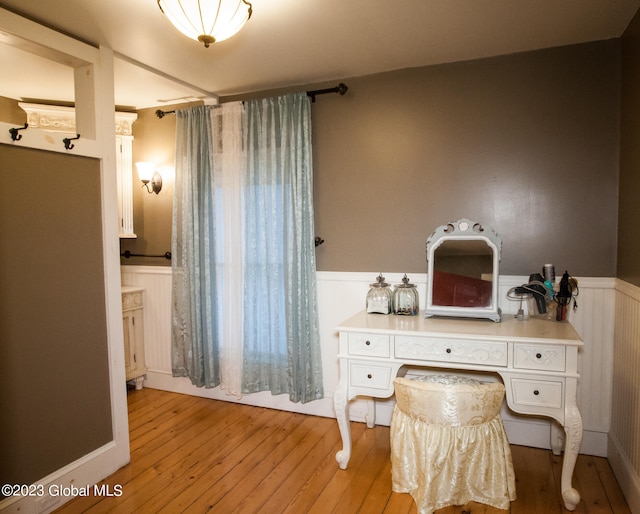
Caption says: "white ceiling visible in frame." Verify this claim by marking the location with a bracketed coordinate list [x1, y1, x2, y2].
[1, 0, 639, 110]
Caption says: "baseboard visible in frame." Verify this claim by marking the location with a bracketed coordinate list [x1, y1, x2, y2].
[608, 432, 640, 514]
[0, 441, 128, 514]
[143, 369, 337, 419]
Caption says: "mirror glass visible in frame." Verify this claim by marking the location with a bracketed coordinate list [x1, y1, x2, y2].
[432, 240, 493, 308]
[425, 219, 501, 322]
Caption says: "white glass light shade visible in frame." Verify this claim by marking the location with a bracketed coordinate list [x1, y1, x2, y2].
[157, 0, 253, 47]
[135, 161, 156, 182]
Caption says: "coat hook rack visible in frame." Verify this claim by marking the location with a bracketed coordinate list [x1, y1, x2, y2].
[9, 123, 28, 141]
[63, 134, 80, 150]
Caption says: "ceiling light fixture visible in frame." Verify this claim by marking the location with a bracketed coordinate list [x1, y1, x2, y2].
[157, 0, 253, 48]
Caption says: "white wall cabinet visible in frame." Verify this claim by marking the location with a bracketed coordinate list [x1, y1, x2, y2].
[122, 286, 147, 389]
[116, 134, 136, 237]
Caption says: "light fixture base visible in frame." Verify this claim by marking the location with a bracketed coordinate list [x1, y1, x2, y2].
[142, 171, 163, 194]
[198, 35, 216, 48]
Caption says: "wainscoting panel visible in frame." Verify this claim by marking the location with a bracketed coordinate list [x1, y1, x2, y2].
[608, 280, 640, 513]
[120, 266, 173, 373]
[121, 267, 615, 457]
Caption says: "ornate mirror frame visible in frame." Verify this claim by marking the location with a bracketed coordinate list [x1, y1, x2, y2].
[425, 219, 502, 322]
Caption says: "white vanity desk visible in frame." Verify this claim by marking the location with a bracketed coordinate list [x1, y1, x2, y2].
[334, 310, 584, 511]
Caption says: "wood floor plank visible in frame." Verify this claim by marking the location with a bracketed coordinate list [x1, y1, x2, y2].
[383, 490, 416, 513]
[334, 425, 391, 513]
[51, 393, 224, 514]
[594, 457, 632, 514]
[126, 387, 191, 431]
[62, 396, 249, 513]
[136, 406, 282, 513]
[54, 388, 631, 514]
[185, 412, 320, 513]
[279, 422, 368, 514]
[511, 444, 562, 514]
[349, 440, 394, 513]
[305, 422, 390, 513]
[149, 408, 292, 512]
[128, 395, 205, 451]
[574, 454, 614, 513]
[113, 404, 279, 513]
[258, 417, 341, 513]
[168, 411, 293, 511]
[226, 415, 335, 513]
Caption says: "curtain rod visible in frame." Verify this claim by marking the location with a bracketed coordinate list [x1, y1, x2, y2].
[121, 250, 172, 260]
[155, 83, 348, 118]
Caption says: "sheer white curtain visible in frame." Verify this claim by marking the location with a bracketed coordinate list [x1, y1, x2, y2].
[213, 102, 245, 397]
[171, 94, 323, 404]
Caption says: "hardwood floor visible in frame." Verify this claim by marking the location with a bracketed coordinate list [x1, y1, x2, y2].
[56, 388, 631, 513]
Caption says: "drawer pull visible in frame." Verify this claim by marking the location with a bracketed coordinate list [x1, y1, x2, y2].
[446, 348, 452, 354]
[365, 340, 371, 346]
[536, 353, 542, 359]
[534, 390, 540, 395]
[367, 374, 372, 379]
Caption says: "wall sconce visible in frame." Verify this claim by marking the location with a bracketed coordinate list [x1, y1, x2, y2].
[135, 162, 163, 194]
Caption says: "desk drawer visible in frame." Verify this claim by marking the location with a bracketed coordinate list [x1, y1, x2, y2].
[511, 378, 563, 409]
[395, 336, 507, 367]
[514, 344, 565, 371]
[348, 333, 391, 358]
[350, 363, 393, 390]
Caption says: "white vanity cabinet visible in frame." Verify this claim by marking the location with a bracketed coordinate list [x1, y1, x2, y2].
[122, 287, 146, 389]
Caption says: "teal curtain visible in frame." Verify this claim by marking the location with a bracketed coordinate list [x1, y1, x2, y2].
[171, 94, 323, 403]
[242, 93, 323, 403]
[171, 105, 221, 388]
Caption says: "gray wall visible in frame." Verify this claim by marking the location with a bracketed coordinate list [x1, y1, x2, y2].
[619, 12, 640, 287]
[125, 40, 621, 278]
[0, 144, 112, 487]
[312, 40, 620, 276]
[119, 104, 180, 267]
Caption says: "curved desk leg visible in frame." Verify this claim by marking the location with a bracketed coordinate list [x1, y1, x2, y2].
[333, 377, 351, 469]
[561, 393, 583, 511]
[364, 398, 376, 428]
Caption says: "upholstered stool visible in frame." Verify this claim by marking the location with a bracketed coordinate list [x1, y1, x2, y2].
[390, 375, 516, 513]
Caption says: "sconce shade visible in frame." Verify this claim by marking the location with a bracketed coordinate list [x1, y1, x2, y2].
[135, 162, 163, 194]
[157, 0, 253, 48]
[135, 161, 156, 183]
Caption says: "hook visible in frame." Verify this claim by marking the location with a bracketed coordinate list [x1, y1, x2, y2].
[63, 134, 80, 150]
[9, 123, 28, 141]
[315, 236, 325, 247]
